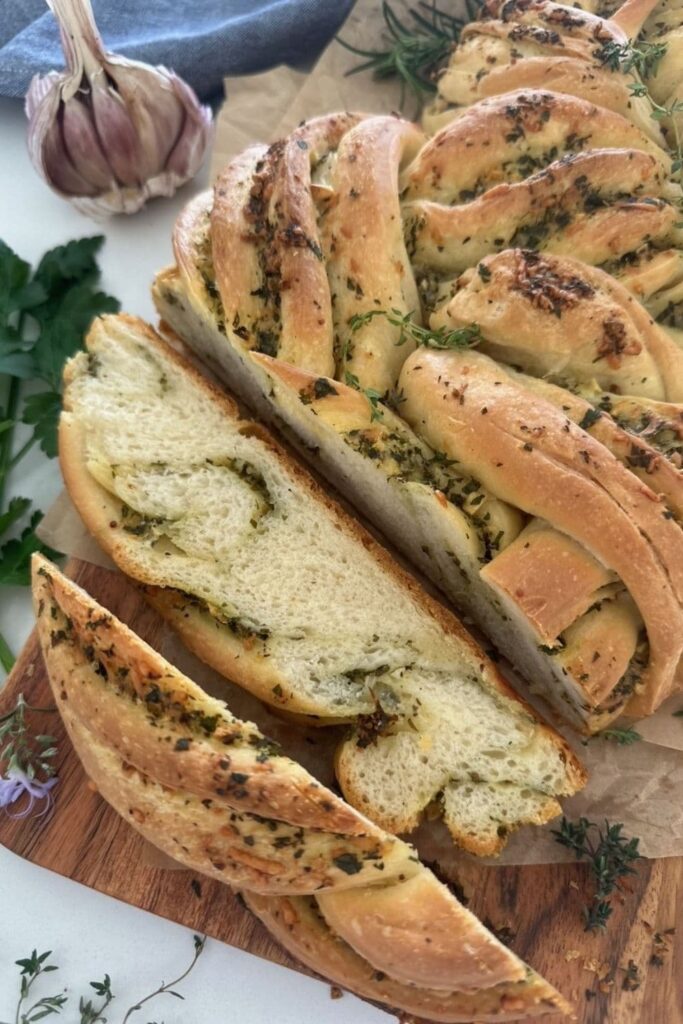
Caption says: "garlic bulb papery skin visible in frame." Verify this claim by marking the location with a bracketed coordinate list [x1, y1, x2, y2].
[26, 0, 213, 216]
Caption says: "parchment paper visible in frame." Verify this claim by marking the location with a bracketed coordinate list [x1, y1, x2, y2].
[37, 0, 683, 865]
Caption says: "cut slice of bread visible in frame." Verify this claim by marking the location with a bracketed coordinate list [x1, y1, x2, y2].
[244, 892, 570, 1022]
[59, 314, 584, 856]
[33, 555, 571, 1021]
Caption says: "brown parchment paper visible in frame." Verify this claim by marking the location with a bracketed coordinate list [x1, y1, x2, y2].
[37, 0, 683, 866]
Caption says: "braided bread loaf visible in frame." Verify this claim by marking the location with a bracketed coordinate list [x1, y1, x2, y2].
[154, 63, 683, 729]
[33, 556, 570, 1021]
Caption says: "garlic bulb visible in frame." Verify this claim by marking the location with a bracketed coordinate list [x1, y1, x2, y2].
[25, 0, 212, 216]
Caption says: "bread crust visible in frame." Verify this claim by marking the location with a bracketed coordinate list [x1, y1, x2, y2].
[438, 249, 683, 402]
[320, 115, 426, 392]
[33, 556, 571, 1013]
[405, 147, 673, 274]
[399, 344, 683, 714]
[59, 313, 585, 850]
[244, 892, 571, 1022]
[402, 90, 670, 204]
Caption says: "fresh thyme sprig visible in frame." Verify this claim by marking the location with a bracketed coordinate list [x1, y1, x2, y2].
[5, 949, 66, 1024]
[594, 39, 683, 181]
[595, 39, 667, 80]
[0, 936, 207, 1024]
[344, 371, 385, 421]
[122, 934, 206, 1023]
[344, 309, 480, 419]
[338, 1, 476, 105]
[628, 80, 683, 177]
[78, 976, 113, 1024]
[594, 726, 642, 746]
[552, 817, 642, 932]
[348, 307, 481, 350]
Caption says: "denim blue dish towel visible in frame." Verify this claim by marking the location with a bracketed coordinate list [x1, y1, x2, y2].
[0, 0, 355, 100]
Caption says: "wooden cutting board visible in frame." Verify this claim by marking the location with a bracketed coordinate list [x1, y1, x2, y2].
[1, 559, 681, 1024]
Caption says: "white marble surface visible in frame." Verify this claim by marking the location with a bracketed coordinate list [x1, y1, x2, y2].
[0, 96, 384, 1023]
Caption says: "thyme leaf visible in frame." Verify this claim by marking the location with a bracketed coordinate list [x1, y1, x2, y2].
[348, 307, 481, 351]
[121, 935, 206, 1023]
[1, 936, 207, 1024]
[552, 817, 642, 932]
[595, 39, 667, 79]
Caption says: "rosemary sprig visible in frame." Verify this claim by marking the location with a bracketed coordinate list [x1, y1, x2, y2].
[0, 694, 58, 814]
[338, 1, 475, 105]
[348, 307, 481, 350]
[594, 726, 642, 746]
[552, 817, 642, 931]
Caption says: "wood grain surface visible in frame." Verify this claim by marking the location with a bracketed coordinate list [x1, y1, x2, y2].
[1, 559, 681, 1024]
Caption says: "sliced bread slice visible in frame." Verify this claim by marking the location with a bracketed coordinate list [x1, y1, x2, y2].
[59, 314, 584, 855]
[33, 556, 571, 1021]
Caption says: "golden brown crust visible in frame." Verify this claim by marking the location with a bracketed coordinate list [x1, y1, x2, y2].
[33, 556, 569, 1008]
[244, 892, 571, 1021]
[436, 56, 661, 141]
[497, 367, 683, 518]
[211, 115, 366, 378]
[320, 115, 426, 392]
[317, 871, 525, 990]
[399, 344, 683, 715]
[481, 523, 615, 645]
[405, 148, 672, 275]
[438, 249, 683, 402]
[33, 557, 416, 891]
[403, 90, 670, 204]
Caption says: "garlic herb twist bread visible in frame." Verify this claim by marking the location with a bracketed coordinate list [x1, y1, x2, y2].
[423, 0, 663, 136]
[154, 88, 683, 730]
[424, 0, 683, 329]
[32, 556, 571, 1021]
[59, 314, 584, 855]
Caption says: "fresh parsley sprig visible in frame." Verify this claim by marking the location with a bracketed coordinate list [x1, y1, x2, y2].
[0, 936, 206, 1024]
[0, 236, 119, 670]
[552, 817, 642, 931]
[348, 307, 481, 350]
[338, 1, 477, 105]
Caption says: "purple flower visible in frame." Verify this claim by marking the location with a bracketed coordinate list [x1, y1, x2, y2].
[0, 769, 58, 818]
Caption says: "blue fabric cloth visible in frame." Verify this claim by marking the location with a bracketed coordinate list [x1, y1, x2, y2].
[0, 0, 355, 100]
